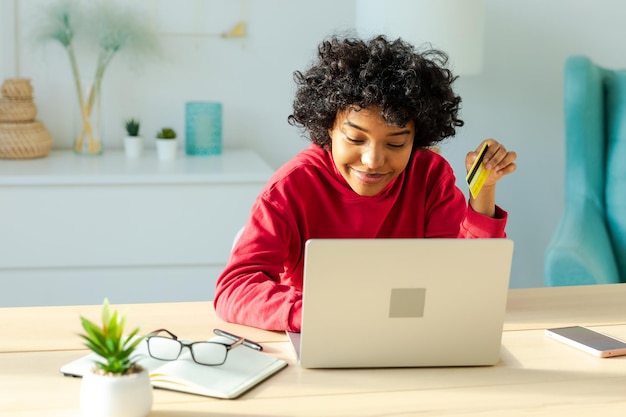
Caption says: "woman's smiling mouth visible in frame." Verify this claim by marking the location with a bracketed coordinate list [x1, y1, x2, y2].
[350, 167, 388, 184]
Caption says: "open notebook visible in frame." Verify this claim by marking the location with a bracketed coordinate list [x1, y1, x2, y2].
[60, 336, 287, 399]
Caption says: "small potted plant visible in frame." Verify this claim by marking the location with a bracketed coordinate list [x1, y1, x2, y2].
[155, 127, 177, 160]
[123, 118, 142, 158]
[79, 299, 152, 417]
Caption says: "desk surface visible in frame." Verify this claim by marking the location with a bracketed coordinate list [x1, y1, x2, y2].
[2, 284, 626, 416]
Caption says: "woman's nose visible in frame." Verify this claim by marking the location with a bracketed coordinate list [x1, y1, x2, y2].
[361, 145, 384, 169]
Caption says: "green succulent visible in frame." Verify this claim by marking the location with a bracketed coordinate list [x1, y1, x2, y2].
[156, 127, 176, 139]
[79, 298, 145, 375]
[124, 118, 140, 136]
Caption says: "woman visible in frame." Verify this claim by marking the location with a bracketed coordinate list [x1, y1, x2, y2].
[214, 35, 517, 332]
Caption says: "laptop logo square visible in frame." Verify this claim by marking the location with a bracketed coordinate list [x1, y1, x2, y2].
[389, 288, 426, 318]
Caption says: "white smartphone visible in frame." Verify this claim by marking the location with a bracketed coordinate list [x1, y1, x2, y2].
[545, 326, 626, 358]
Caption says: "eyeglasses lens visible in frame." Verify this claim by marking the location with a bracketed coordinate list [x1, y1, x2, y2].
[192, 342, 228, 365]
[148, 336, 182, 360]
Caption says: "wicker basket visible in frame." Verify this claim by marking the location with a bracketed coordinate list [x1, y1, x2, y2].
[1, 78, 34, 99]
[0, 98, 38, 123]
[0, 121, 53, 159]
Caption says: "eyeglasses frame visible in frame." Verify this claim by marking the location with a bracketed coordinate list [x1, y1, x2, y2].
[146, 328, 244, 366]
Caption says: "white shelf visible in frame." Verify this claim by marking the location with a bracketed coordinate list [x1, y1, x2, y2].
[0, 149, 273, 186]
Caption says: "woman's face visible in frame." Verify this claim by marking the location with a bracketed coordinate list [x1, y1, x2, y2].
[328, 106, 415, 197]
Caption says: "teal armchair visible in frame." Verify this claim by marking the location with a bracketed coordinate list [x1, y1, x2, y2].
[545, 56, 626, 286]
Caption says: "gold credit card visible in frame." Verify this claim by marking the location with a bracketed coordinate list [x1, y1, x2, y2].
[466, 143, 490, 199]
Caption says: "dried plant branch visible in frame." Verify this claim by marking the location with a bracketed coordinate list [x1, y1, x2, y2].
[33, 0, 160, 154]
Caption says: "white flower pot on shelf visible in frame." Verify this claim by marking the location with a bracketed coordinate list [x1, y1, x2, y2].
[156, 139, 177, 160]
[124, 136, 143, 158]
[80, 367, 153, 417]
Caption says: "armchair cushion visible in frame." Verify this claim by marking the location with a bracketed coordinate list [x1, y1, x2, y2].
[545, 203, 619, 286]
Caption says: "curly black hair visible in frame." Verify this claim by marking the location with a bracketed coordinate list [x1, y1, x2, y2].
[288, 35, 464, 150]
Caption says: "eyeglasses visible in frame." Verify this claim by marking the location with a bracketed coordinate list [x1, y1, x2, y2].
[146, 328, 244, 366]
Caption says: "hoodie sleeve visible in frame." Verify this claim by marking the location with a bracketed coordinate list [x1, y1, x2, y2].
[214, 191, 304, 332]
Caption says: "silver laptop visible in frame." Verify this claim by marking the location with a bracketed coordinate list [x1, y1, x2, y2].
[289, 238, 514, 368]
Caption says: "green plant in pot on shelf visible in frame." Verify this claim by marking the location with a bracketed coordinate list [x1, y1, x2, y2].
[123, 118, 143, 158]
[125, 119, 140, 137]
[156, 127, 176, 140]
[79, 299, 152, 417]
[155, 127, 177, 160]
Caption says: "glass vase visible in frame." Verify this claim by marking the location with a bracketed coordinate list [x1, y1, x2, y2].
[73, 79, 103, 155]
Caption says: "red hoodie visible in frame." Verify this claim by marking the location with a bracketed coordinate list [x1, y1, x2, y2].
[214, 145, 507, 331]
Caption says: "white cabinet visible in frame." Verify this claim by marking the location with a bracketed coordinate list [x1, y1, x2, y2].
[0, 150, 273, 307]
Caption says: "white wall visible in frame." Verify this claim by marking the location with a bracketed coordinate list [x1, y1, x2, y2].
[442, 0, 626, 288]
[2, 0, 626, 289]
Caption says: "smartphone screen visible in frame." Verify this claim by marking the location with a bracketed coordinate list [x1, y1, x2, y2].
[545, 326, 626, 357]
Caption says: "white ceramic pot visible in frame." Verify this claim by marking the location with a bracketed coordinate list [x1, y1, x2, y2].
[156, 139, 177, 160]
[124, 136, 143, 158]
[80, 367, 153, 417]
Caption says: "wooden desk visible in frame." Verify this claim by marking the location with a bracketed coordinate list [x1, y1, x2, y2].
[2, 284, 626, 416]
[505, 283, 626, 330]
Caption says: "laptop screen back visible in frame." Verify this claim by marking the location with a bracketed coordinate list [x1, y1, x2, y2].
[295, 238, 514, 368]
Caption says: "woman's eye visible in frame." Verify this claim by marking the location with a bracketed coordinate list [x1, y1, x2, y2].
[346, 136, 364, 144]
[388, 143, 405, 149]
